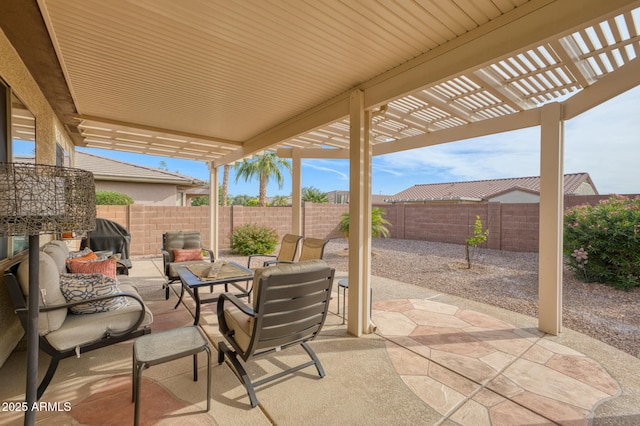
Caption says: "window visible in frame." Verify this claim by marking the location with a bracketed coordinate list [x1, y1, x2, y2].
[0, 81, 7, 258]
[0, 86, 36, 258]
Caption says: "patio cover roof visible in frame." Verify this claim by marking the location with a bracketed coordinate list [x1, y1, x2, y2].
[2, 0, 640, 164]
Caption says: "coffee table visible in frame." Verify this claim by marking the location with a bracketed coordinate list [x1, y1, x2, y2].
[173, 262, 253, 325]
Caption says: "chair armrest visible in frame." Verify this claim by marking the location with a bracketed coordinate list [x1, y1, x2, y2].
[247, 254, 276, 268]
[161, 249, 171, 275]
[18, 291, 148, 339]
[263, 259, 294, 266]
[202, 248, 215, 261]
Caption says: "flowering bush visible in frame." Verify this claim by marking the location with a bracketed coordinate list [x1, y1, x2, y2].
[230, 224, 279, 256]
[563, 195, 640, 290]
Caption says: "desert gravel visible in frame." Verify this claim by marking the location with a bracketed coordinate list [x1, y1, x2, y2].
[223, 238, 639, 358]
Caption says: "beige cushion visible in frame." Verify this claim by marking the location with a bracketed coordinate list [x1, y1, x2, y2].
[44, 284, 153, 352]
[17, 252, 67, 335]
[223, 306, 252, 352]
[42, 242, 68, 275]
[49, 240, 70, 257]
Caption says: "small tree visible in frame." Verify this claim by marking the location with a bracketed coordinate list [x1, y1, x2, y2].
[465, 216, 489, 269]
[338, 207, 391, 239]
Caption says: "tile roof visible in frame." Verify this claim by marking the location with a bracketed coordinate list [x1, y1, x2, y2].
[385, 173, 596, 203]
[74, 151, 207, 187]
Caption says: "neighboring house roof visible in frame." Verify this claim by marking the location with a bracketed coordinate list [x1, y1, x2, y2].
[385, 173, 598, 203]
[74, 151, 207, 187]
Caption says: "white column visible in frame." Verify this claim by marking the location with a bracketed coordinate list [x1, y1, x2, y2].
[209, 163, 219, 259]
[347, 89, 373, 336]
[538, 102, 564, 335]
[291, 148, 302, 235]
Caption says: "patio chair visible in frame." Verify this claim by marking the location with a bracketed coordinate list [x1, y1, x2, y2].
[246, 233, 302, 268]
[161, 231, 214, 300]
[217, 259, 335, 407]
[298, 237, 329, 261]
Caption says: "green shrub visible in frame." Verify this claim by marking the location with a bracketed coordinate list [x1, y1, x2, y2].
[191, 196, 209, 206]
[564, 195, 640, 290]
[95, 190, 134, 205]
[230, 224, 279, 256]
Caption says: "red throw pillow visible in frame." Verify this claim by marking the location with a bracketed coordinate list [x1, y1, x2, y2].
[173, 248, 203, 262]
[68, 258, 117, 279]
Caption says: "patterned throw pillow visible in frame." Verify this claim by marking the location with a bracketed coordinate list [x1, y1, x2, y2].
[68, 258, 117, 279]
[67, 250, 99, 263]
[173, 248, 203, 262]
[60, 273, 127, 314]
[67, 247, 93, 259]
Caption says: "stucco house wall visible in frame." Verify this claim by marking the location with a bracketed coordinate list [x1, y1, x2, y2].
[95, 181, 179, 206]
[489, 190, 541, 203]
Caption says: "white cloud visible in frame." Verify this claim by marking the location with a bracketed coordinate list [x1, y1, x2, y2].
[304, 160, 349, 180]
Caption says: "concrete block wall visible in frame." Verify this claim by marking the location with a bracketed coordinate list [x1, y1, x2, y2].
[95, 194, 638, 256]
[500, 203, 539, 252]
[303, 203, 348, 239]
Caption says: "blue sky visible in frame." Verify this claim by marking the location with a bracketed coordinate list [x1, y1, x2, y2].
[75, 84, 640, 197]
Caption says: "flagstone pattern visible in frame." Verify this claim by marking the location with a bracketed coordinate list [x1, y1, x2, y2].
[372, 299, 620, 425]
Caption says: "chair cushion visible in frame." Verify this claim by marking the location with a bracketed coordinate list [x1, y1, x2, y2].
[68, 258, 117, 279]
[60, 273, 127, 314]
[44, 284, 153, 352]
[173, 248, 203, 262]
[223, 306, 252, 352]
[49, 240, 70, 258]
[16, 252, 67, 335]
[42, 242, 69, 274]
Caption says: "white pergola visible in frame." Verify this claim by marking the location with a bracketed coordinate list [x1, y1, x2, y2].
[29, 0, 640, 336]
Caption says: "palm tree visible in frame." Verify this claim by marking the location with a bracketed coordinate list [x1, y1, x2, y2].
[221, 165, 230, 206]
[338, 207, 391, 238]
[302, 186, 328, 203]
[234, 152, 291, 207]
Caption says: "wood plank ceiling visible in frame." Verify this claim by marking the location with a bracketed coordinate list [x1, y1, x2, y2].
[35, 0, 640, 165]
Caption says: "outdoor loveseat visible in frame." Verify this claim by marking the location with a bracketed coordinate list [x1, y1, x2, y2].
[4, 240, 153, 399]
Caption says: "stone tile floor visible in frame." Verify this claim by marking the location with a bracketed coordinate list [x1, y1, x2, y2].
[373, 298, 619, 425]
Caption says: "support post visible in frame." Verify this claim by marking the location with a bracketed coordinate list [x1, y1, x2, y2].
[209, 163, 219, 259]
[538, 102, 564, 335]
[291, 148, 302, 235]
[347, 89, 373, 336]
